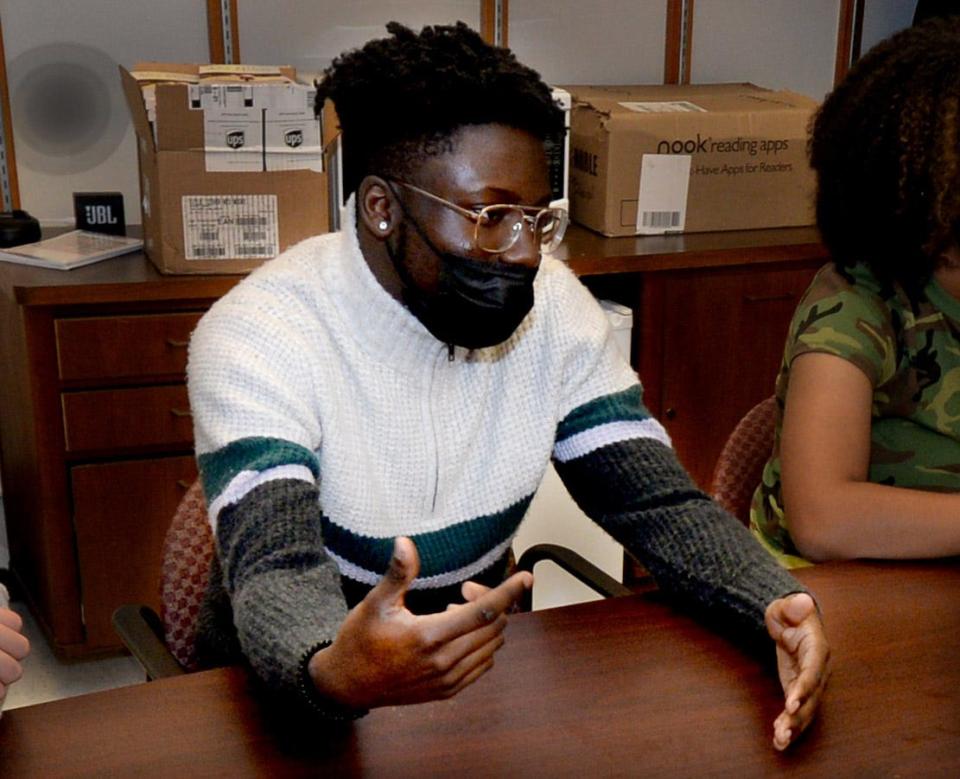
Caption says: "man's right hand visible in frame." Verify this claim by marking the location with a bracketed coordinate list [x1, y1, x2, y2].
[307, 537, 532, 710]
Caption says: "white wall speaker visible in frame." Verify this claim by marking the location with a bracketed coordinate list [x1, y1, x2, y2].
[9, 43, 128, 177]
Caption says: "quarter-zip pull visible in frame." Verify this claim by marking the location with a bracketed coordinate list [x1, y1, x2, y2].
[425, 345, 447, 514]
[447, 342, 455, 361]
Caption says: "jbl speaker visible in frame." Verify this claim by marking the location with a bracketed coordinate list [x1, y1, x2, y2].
[74, 192, 125, 235]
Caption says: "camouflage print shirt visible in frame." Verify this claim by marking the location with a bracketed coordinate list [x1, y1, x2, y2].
[751, 262, 960, 567]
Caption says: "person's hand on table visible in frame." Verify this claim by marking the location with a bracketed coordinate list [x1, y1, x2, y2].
[308, 537, 532, 710]
[765, 592, 830, 750]
[0, 605, 31, 714]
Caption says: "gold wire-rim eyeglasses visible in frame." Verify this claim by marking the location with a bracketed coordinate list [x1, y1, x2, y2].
[390, 180, 569, 254]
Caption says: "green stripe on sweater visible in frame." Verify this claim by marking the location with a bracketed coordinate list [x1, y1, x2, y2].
[321, 494, 533, 578]
[556, 384, 651, 442]
[198, 436, 319, 502]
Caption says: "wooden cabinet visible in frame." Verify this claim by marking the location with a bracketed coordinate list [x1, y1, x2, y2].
[0, 227, 824, 656]
[0, 255, 240, 656]
[71, 456, 198, 648]
[636, 263, 819, 487]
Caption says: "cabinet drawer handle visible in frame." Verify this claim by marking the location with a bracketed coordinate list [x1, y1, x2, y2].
[743, 293, 795, 303]
[176, 479, 192, 490]
[664, 407, 677, 420]
[170, 407, 193, 418]
[166, 338, 190, 348]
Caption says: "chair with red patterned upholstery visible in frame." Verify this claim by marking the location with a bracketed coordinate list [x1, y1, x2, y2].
[710, 396, 777, 526]
[112, 479, 213, 679]
[159, 479, 214, 672]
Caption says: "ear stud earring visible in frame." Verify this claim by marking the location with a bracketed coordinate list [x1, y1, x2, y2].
[378, 220, 389, 231]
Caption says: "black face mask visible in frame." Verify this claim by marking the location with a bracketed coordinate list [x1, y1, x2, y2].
[387, 217, 538, 350]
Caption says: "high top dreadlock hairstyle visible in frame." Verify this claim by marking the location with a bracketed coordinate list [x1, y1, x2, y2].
[810, 17, 960, 298]
[313, 21, 563, 200]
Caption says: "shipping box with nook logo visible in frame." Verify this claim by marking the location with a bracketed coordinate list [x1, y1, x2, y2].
[120, 62, 339, 274]
[565, 83, 818, 237]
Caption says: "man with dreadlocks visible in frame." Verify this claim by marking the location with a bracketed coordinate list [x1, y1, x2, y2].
[187, 22, 828, 748]
[751, 17, 960, 566]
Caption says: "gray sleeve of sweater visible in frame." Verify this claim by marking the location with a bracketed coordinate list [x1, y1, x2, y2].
[554, 435, 806, 645]
[213, 478, 349, 705]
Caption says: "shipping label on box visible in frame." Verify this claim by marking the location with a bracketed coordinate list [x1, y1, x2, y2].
[636, 154, 691, 233]
[619, 100, 707, 114]
[565, 83, 818, 237]
[181, 194, 279, 260]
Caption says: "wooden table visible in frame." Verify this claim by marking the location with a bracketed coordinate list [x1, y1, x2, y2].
[2, 559, 957, 777]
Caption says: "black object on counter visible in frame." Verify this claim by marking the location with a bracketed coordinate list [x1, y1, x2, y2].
[0, 210, 42, 248]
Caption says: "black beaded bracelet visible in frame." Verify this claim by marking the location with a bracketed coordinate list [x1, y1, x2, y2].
[297, 641, 369, 722]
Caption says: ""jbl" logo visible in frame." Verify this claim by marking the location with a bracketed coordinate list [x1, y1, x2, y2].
[84, 205, 117, 225]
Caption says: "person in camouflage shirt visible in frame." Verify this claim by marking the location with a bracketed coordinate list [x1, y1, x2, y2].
[750, 18, 960, 566]
[752, 262, 960, 565]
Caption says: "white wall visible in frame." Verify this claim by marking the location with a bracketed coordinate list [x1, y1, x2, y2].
[237, 0, 481, 80]
[507, 0, 666, 85]
[691, 0, 842, 100]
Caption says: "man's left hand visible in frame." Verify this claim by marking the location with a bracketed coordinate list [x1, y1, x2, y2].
[765, 592, 830, 750]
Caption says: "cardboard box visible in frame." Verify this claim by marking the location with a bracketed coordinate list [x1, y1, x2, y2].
[565, 83, 818, 237]
[120, 63, 338, 274]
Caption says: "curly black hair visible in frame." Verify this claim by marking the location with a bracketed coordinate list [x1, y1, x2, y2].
[314, 21, 563, 198]
[810, 17, 960, 296]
